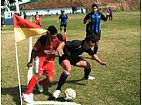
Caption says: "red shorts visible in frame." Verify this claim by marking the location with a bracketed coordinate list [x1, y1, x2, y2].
[34, 56, 54, 78]
[36, 20, 41, 26]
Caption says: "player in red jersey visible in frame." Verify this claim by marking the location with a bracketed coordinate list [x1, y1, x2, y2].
[22, 25, 67, 104]
[34, 11, 41, 27]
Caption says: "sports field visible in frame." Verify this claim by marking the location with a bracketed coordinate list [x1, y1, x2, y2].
[1, 11, 140, 105]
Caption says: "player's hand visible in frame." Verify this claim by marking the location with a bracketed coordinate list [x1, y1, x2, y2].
[106, 13, 110, 15]
[27, 62, 33, 69]
[100, 61, 107, 65]
[84, 19, 91, 24]
[57, 49, 64, 57]
[86, 19, 91, 24]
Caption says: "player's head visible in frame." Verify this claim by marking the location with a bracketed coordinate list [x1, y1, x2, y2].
[36, 11, 38, 15]
[47, 25, 58, 39]
[92, 4, 98, 13]
[61, 10, 65, 15]
[84, 36, 96, 49]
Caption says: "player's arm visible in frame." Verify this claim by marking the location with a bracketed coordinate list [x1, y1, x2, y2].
[66, 15, 68, 20]
[27, 49, 35, 68]
[83, 14, 91, 24]
[101, 13, 108, 21]
[87, 49, 106, 65]
[27, 41, 42, 68]
[91, 54, 107, 65]
[56, 35, 67, 56]
[59, 15, 61, 20]
[57, 42, 65, 56]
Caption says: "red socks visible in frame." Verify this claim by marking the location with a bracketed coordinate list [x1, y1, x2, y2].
[25, 76, 38, 95]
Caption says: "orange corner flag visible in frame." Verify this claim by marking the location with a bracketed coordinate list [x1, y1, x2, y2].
[13, 14, 47, 42]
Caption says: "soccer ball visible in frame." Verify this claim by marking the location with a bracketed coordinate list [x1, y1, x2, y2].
[64, 88, 76, 101]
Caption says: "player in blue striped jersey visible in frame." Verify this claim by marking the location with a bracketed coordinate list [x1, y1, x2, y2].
[83, 4, 108, 54]
[59, 11, 68, 34]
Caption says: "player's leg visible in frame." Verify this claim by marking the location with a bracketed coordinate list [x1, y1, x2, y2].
[25, 57, 44, 95]
[94, 40, 99, 54]
[39, 20, 41, 27]
[37, 20, 41, 27]
[24, 71, 43, 95]
[39, 62, 54, 86]
[53, 59, 71, 98]
[94, 32, 101, 54]
[64, 24, 67, 34]
[33, 56, 44, 93]
[60, 25, 63, 33]
[57, 59, 71, 90]
[111, 14, 112, 20]
[75, 58, 95, 80]
[23, 71, 43, 103]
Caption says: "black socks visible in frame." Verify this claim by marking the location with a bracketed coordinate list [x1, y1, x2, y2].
[84, 68, 91, 79]
[56, 71, 69, 90]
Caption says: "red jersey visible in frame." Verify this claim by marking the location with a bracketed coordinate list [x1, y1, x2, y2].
[35, 15, 40, 20]
[33, 34, 67, 61]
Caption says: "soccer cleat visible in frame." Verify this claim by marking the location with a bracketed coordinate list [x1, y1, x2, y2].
[88, 76, 95, 80]
[53, 90, 61, 99]
[83, 76, 95, 80]
[22, 93, 32, 104]
[37, 82, 43, 93]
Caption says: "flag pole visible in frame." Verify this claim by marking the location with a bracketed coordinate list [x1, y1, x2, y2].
[27, 17, 34, 105]
[15, 41, 23, 105]
[14, 0, 22, 104]
[15, 0, 20, 13]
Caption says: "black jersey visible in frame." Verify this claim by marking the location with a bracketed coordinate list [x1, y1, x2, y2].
[63, 40, 94, 58]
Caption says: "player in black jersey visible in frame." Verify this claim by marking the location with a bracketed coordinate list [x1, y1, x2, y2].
[53, 36, 106, 99]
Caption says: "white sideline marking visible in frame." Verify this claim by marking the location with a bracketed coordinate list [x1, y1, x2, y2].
[32, 101, 81, 105]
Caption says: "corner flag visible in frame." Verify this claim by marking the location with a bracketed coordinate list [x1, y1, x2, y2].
[13, 14, 47, 42]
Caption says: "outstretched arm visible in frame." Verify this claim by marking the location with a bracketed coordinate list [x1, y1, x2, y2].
[91, 54, 107, 65]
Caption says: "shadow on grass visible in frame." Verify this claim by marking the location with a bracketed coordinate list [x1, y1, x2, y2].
[2, 85, 26, 105]
[1, 78, 85, 104]
[42, 78, 86, 101]
[55, 55, 92, 60]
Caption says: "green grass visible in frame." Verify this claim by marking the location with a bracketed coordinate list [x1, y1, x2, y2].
[1, 11, 140, 105]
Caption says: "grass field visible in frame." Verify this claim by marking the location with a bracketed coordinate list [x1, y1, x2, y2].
[1, 11, 141, 105]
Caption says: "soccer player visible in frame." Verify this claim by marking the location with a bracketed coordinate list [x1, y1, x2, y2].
[108, 7, 113, 21]
[22, 25, 67, 103]
[53, 36, 107, 98]
[34, 11, 41, 27]
[83, 4, 108, 54]
[59, 11, 68, 34]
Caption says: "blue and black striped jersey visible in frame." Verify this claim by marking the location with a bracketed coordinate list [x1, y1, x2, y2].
[59, 14, 68, 24]
[84, 12, 107, 34]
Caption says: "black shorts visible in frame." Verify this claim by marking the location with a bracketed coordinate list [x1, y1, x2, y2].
[86, 31, 101, 41]
[60, 24, 67, 27]
[59, 55, 83, 66]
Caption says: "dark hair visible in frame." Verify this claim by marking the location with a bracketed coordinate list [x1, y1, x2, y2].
[92, 3, 98, 8]
[85, 36, 96, 43]
[47, 25, 57, 35]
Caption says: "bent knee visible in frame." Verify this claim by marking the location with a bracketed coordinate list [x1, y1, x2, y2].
[34, 73, 42, 80]
[85, 62, 91, 69]
[47, 77, 54, 83]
